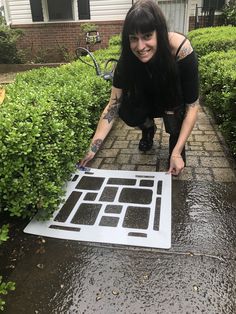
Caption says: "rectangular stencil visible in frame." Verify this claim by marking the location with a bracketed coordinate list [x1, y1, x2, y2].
[24, 168, 172, 249]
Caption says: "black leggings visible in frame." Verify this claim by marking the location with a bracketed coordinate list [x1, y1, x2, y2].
[118, 99, 186, 162]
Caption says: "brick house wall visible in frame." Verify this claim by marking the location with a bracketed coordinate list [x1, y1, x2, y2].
[12, 21, 123, 62]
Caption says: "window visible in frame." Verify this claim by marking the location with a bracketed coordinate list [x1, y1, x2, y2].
[78, 0, 90, 20]
[47, 0, 73, 20]
[30, 0, 91, 22]
[203, 0, 225, 10]
[30, 0, 43, 22]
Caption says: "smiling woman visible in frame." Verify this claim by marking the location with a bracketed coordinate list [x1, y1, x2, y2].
[79, 0, 199, 177]
[129, 31, 157, 63]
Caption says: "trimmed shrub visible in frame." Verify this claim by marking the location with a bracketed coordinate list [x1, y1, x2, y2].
[108, 34, 121, 47]
[0, 37, 120, 219]
[0, 61, 111, 219]
[222, 0, 236, 26]
[199, 50, 236, 156]
[188, 26, 236, 58]
[0, 225, 15, 312]
[0, 24, 23, 63]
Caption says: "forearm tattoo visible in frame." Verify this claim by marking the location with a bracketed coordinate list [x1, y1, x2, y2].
[90, 138, 103, 153]
[103, 96, 121, 123]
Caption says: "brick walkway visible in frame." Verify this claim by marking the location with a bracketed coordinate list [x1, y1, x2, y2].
[90, 106, 236, 182]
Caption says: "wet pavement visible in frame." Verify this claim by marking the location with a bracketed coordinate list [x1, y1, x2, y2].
[1, 105, 236, 313]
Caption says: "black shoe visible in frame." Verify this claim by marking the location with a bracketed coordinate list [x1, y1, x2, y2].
[139, 125, 157, 152]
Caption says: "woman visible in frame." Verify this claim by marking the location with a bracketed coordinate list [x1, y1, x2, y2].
[79, 0, 199, 176]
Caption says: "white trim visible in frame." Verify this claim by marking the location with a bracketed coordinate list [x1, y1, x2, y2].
[185, 0, 190, 33]
[2, 0, 11, 24]
[42, 0, 48, 22]
[73, 0, 78, 21]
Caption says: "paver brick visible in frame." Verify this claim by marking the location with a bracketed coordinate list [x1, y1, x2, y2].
[112, 140, 129, 149]
[188, 141, 204, 146]
[212, 168, 236, 182]
[204, 131, 216, 135]
[100, 164, 120, 170]
[194, 167, 211, 175]
[116, 154, 130, 164]
[137, 165, 157, 172]
[121, 164, 136, 171]
[174, 167, 194, 180]
[204, 142, 224, 151]
[191, 130, 204, 135]
[195, 174, 214, 181]
[200, 157, 230, 168]
[197, 123, 213, 130]
[104, 157, 116, 164]
[185, 156, 200, 167]
[126, 134, 139, 140]
[90, 158, 103, 168]
[131, 154, 157, 165]
[96, 149, 120, 158]
[187, 151, 210, 157]
[195, 135, 219, 142]
[189, 145, 205, 151]
[102, 139, 114, 149]
[211, 152, 226, 157]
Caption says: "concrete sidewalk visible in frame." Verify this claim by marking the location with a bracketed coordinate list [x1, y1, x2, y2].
[1, 105, 236, 314]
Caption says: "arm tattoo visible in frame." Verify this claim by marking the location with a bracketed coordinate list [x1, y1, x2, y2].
[103, 95, 121, 123]
[90, 139, 103, 153]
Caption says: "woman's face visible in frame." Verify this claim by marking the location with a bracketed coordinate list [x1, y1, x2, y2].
[129, 30, 157, 63]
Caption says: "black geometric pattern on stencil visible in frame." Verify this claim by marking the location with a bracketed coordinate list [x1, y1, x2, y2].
[53, 175, 162, 237]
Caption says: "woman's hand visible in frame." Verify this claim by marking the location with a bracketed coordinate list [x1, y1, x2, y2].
[168, 154, 185, 176]
[167, 101, 199, 176]
[78, 138, 103, 167]
[78, 150, 96, 168]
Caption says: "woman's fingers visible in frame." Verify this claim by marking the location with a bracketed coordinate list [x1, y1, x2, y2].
[77, 151, 95, 167]
[167, 156, 185, 176]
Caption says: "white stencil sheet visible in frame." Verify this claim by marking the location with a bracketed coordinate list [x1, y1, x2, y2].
[24, 168, 172, 249]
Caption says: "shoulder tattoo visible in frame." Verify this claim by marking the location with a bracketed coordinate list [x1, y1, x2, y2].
[103, 95, 121, 123]
[177, 46, 193, 60]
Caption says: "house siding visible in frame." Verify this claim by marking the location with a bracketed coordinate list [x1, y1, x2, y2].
[6, 0, 32, 24]
[189, 0, 202, 15]
[6, 0, 132, 24]
[6, 0, 201, 25]
[90, 0, 131, 20]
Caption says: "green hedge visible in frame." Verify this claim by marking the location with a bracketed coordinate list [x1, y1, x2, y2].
[0, 225, 15, 312]
[0, 24, 23, 63]
[0, 60, 111, 219]
[108, 34, 121, 47]
[188, 26, 236, 58]
[188, 26, 236, 157]
[199, 50, 236, 156]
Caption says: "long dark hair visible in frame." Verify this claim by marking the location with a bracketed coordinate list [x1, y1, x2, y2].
[121, 0, 180, 108]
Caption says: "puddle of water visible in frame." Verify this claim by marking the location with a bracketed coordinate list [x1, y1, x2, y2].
[172, 181, 236, 255]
